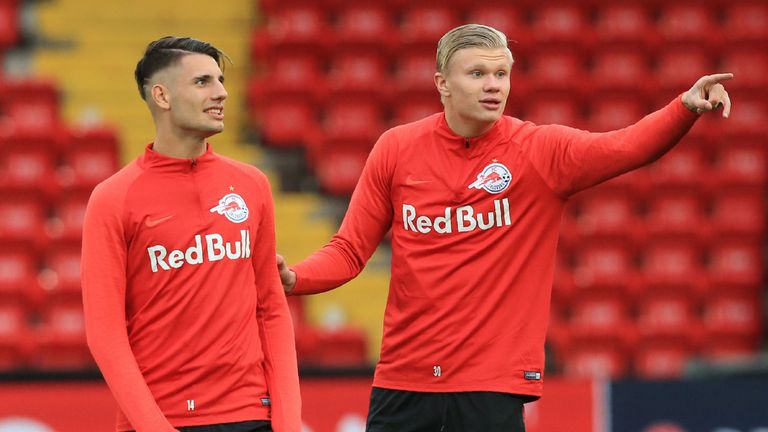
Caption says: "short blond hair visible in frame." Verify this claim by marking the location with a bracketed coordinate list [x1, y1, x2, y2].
[436, 24, 512, 74]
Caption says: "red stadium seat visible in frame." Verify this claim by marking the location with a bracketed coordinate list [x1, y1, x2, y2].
[399, 6, 461, 47]
[568, 191, 642, 242]
[723, 1, 768, 45]
[719, 97, 768, 138]
[707, 239, 763, 289]
[701, 337, 759, 361]
[594, 3, 656, 49]
[561, 342, 628, 379]
[39, 243, 83, 295]
[0, 79, 60, 135]
[702, 292, 762, 342]
[636, 292, 700, 341]
[646, 143, 710, 191]
[45, 192, 90, 242]
[254, 99, 318, 148]
[0, 144, 58, 197]
[590, 50, 652, 94]
[59, 128, 120, 193]
[530, 3, 592, 49]
[525, 49, 586, 94]
[249, 52, 325, 102]
[333, 5, 397, 50]
[709, 190, 766, 237]
[712, 143, 767, 187]
[0, 192, 47, 250]
[34, 297, 93, 370]
[394, 49, 440, 96]
[327, 51, 390, 99]
[311, 144, 369, 196]
[568, 293, 633, 345]
[572, 242, 638, 293]
[523, 96, 583, 129]
[252, 6, 331, 54]
[0, 0, 19, 49]
[718, 49, 768, 93]
[322, 99, 385, 143]
[644, 191, 708, 240]
[465, 6, 530, 53]
[391, 96, 442, 126]
[0, 300, 31, 369]
[587, 98, 648, 132]
[296, 325, 368, 367]
[633, 341, 692, 380]
[0, 249, 38, 301]
[656, 3, 720, 48]
[640, 241, 706, 291]
[655, 48, 714, 93]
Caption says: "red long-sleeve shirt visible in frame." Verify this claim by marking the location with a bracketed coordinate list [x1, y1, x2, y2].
[81, 144, 301, 431]
[292, 97, 698, 398]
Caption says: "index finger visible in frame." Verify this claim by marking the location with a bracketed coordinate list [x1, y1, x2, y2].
[698, 72, 734, 87]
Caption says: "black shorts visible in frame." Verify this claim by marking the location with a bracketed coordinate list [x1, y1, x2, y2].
[130, 420, 270, 432]
[366, 387, 526, 432]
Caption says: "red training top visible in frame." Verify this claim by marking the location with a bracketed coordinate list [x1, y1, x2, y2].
[292, 97, 698, 398]
[81, 144, 301, 431]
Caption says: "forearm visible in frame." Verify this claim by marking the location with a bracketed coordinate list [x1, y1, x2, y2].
[291, 235, 369, 295]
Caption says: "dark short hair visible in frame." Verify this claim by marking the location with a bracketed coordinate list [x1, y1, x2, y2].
[134, 36, 228, 100]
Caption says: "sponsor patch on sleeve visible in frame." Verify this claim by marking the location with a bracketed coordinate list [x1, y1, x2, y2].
[524, 371, 542, 381]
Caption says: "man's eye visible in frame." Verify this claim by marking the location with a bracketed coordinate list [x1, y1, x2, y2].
[471, 71, 482, 77]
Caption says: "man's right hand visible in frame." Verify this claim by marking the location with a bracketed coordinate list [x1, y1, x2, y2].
[276, 254, 296, 294]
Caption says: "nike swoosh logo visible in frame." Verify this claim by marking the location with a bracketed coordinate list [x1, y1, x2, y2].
[405, 176, 431, 186]
[145, 215, 174, 228]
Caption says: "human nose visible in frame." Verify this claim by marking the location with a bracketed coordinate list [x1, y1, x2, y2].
[213, 80, 228, 101]
[483, 75, 502, 92]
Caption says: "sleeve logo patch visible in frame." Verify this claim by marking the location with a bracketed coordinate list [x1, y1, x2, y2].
[524, 371, 541, 380]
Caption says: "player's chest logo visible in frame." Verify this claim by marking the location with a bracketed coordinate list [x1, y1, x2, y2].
[468, 162, 512, 194]
[209, 193, 249, 223]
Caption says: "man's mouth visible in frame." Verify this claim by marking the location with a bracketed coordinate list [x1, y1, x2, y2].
[205, 106, 224, 119]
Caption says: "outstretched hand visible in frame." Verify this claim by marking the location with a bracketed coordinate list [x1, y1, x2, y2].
[276, 254, 297, 294]
[681, 73, 733, 118]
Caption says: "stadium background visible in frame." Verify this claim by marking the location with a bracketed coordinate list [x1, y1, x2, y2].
[0, 0, 766, 431]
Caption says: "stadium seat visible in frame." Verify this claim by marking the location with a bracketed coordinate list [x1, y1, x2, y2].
[707, 239, 763, 289]
[590, 50, 652, 94]
[568, 293, 633, 345]
[640, 240, 706, 292]
[635, 292, 700, 341]
[0, 248, 38, 301]
[718, 49, 768, 93]
[248, 52, 326, 103]
[0, 300, 30, 369]
[45, 191, 90, 242]
[465, 5, 530, 53]
[723, 1, 768, 45]
[655, 48, 714, 93]
[572, 242, 638, 293]
[0, 143, 58, 197]
[656, 3, 720, 48]
[58, 127, 120, 193]
[567, 191, 642, 242]
[399, 6, 461, 47]
[333, 5, 397, 51]
[718, 97, 768, 138]
[391, 96, 442, 127]
[594, 3, 656, 49]
[311, 144, 368, 196]
[702, 292, 762, 343]
[393, 49, 440, 97]
[646, 142, 710, 191]
[561, 342, 629, 379]
[523, 96, 583, 129]
[327, 51, 390, 100]
[34, 298, 93, 370]
[39, 243, 83, 296]
[712, 143, 766, 188]
[254, 98, 318, 147]
[644, 191, 708, 240]
[322, 99, 385, 143]
[701, 337, 759, 361]
[295, 325, 368, 367]
[0, 192, 47, 250]
[524, 49, 586, 95]
[709, 190, 766, 237]
[587, 97, 648, 132]
[0, 79, 60, 135]
[529, 3, 592, 49]
[251, 6, 331, 55]
[0, 0, 19, 49]
[633, 340, 692, 380]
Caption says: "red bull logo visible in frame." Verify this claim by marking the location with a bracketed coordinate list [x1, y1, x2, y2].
[468, 162, 512, 194]
[210, 193, 249, 223]
[402, 198, 512, 234]
[147, 230, 251, 273]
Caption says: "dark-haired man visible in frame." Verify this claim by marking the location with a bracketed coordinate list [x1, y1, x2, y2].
[82, 36, 301, 432]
